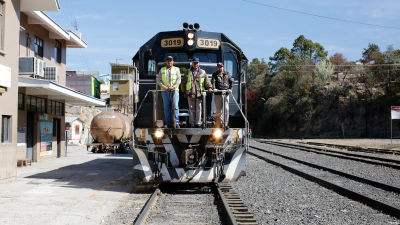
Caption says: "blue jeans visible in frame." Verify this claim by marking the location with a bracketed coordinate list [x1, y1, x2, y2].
[161, 91, 179, 126]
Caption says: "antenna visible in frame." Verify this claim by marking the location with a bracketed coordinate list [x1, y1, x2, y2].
[71, 17, 79, 31]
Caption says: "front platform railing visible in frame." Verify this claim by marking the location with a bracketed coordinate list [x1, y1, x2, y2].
[133, 89, 249, 148]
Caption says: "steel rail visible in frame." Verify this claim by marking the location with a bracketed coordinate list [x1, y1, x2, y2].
[248, 149, 400, 219]
[133, 188, 160, 225]
[133, 183, 257, 225]
[215, 183, 238, 225]
[261, 140, 400, 169]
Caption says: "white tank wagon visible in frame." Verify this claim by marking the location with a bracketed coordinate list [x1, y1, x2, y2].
[87, 112, 133, 153]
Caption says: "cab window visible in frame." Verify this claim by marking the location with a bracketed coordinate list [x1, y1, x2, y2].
[193, 52, 217, 63]
[144, 51, 156, 76]
[166, 53, 188, 62]
[223, 52, 238, 79]
[147, 59, 156, 76]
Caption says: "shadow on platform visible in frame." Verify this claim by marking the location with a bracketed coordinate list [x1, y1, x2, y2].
[26, 152, 135, 193]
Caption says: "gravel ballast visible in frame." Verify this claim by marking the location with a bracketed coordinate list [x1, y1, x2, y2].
[100, 192, 150, 225]
[249, 146, 400, 209]
[252, 141, 400, 187]
[233, 151, 400, 224]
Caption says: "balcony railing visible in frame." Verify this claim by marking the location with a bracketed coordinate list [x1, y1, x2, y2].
[111, 74, 131, 80]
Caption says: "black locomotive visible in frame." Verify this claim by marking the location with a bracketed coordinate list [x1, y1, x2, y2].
[131, 23, 248, 183]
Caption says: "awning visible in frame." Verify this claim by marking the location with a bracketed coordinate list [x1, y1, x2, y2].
[19, 77, 106, 106]
[22, 11, 87, 48]
[20, 0, 60, 11]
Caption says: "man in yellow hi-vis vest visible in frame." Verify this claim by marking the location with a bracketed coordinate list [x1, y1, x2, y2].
[182, 58, 212, 128]
[156, 56, 181, 128]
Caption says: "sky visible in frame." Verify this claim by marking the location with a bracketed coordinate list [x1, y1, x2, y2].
[46, 0, 400, 75]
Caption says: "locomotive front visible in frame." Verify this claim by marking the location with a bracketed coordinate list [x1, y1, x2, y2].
[131, 23, 248, 183]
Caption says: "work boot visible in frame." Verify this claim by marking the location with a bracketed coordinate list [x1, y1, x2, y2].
[215, 117, 221, 128]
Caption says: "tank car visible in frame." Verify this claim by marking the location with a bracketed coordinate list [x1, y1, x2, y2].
[87, 111, 133, 153]
[131, 23, 248, 183]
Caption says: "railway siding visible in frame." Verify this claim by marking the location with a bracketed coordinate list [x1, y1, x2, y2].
[257, 140, 400, 187]
[233, 146, 400, 224]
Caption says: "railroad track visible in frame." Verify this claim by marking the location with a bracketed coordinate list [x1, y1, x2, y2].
[260, 140, 400, 169]
[133, 183, 257, 225]
[249, 145, 400, 219]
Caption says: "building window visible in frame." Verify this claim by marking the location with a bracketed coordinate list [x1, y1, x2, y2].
[34, 36, 43, 57]
[18, 93, 24, 110]
[113, 82, 119, 91]
[47, 100, 63, 116]
[54, 40, 62, 63]
[27, 95, 46, 112]
[56, 102, 61, 116]
[1, 115, 11, 143]
[74, 125, 80, 135]
[0, 1, 4, 51]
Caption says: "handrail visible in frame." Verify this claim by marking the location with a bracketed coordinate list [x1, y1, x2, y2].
[133, 90, 165, 121]
[203, 90, 249, 149]
[134, 89, 249, 149]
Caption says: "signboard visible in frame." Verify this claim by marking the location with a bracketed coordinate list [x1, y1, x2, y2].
[0, 64, 11, 88]
[391, 106, 400, 119]
[17, 127, 26, 144]
[40, 122, 52, 156]
[38, 113, 48, 121]
[197, 38, 220, 49]
[161, 38, 184, 48]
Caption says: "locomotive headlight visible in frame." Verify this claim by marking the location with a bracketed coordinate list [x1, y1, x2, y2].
[213, 129, 223, 139]
[187, 32, 194, 39]
[187, 39, 194, 46]
[154, 129, 164, 139]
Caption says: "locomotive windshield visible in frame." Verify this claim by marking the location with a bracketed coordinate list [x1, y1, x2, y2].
[193, 52, 217, 63]
[164, 53, 188, 62]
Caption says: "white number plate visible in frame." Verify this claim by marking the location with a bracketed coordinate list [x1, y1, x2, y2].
[197, 38, 220, 49]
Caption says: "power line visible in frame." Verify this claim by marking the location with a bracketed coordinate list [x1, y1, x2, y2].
[271, 69, 400, 73]
[277, 64, 400, 67]
[242, 0, 400, 30]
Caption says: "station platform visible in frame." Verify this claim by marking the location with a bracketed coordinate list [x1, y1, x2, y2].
[0, 146, 135, 225]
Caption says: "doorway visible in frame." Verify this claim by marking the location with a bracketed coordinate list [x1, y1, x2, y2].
[26, 113, 34, 161]
[53, 118, 61, 158]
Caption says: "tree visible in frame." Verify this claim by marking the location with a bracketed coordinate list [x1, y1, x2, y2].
[269, 35, 328, 74]
[330, 53, 347, 65]
[268, 47, 292, 74]
[248, 58, 269, 81]
[291, 35, 328, 62]
[314, 60, 334, 85]
[361, 43, 382, 64]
